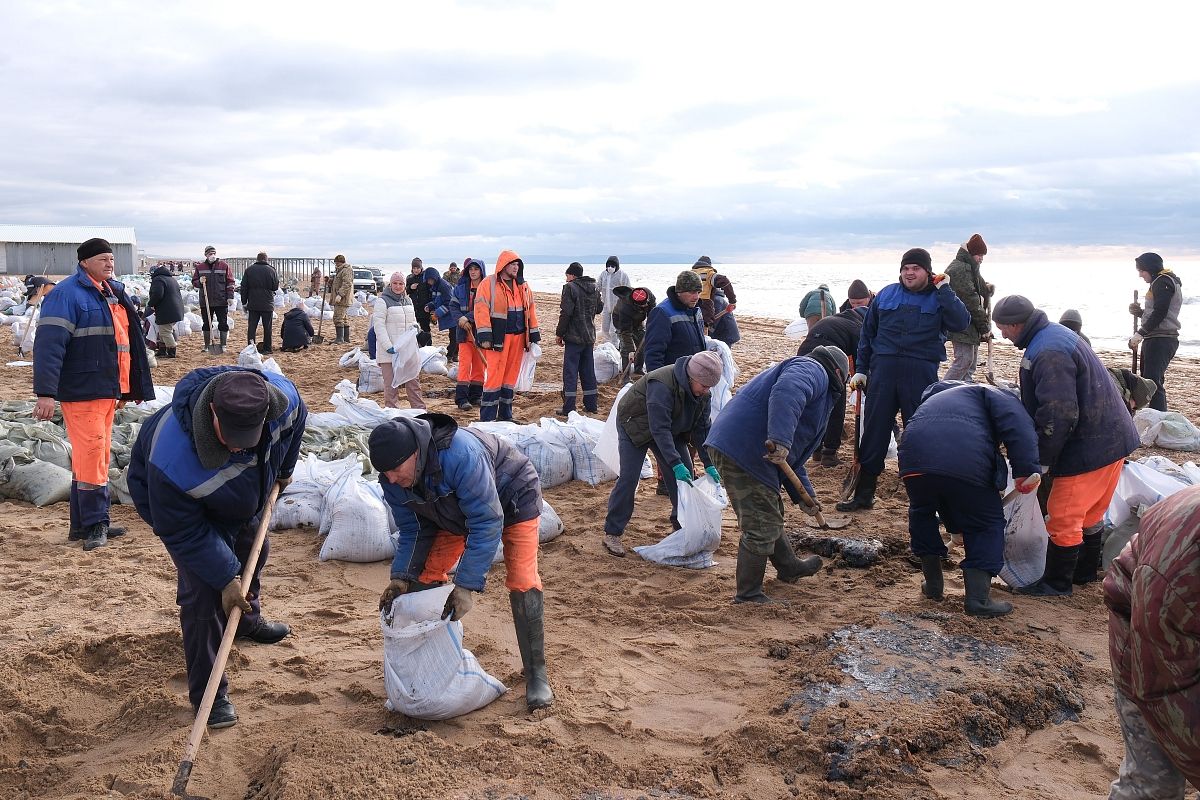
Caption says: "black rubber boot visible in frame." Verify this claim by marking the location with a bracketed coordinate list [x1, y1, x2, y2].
[218, 330, 228, 353]
[1072, 523, 1106, 585]
[920, 555, 944, 601]
[509, 589, 553, 710]
[342, 325, 352, 345]
[836, 472, 877, 512]
[770, 536, 822, 583]
[733, 544, 773, 604]
[963, 568, 1013, 617]
[167, 347, 177, 358]
[1015, 542, 1080, 596]
[819, 448, 842, 468]
[202, 331, 212, 350]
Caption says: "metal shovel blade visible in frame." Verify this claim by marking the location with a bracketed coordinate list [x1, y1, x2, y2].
[807, 515, 852, 530]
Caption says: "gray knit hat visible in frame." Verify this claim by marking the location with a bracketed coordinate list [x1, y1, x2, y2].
[992, 295, 1035, 325]
[675, 270, 703, 293]
[685, 350, 724, 387]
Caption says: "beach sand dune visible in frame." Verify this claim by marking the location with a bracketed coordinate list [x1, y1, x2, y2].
[2, 293, 1197, 799]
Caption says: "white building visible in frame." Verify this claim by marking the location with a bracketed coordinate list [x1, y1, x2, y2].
[0, 224, 138, 277]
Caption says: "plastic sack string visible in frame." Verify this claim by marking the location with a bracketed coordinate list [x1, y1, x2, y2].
[381, 584, 507, 720]
[633, 474, 727, 569]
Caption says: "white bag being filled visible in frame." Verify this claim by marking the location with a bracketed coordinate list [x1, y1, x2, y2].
[999, 491, 1049, 589]
[514, 342, 541, 392]
[633, 475, 727, 569]
[381, 584, 507, 720]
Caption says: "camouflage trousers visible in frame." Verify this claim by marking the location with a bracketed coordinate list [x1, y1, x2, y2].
[712, 451, 784, 557]
[1109, 688, 1193, 799]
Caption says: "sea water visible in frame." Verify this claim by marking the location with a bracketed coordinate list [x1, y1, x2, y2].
[510, 261, 1200, 357]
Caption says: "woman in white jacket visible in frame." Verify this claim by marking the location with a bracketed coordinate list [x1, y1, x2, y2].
[372, 272, 426, 409]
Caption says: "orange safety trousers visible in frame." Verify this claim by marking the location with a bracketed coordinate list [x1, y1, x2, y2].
[418, 517, 542, 592]
[480, 334, 526, 421]
[458, 339, 486, 386]
[61, 399, 117, 486]
[1045, 458, 1124, 546]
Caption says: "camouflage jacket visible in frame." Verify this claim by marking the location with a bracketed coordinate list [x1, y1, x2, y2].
[1105, 484, 1200, 789]
[944, 247, 992, 344]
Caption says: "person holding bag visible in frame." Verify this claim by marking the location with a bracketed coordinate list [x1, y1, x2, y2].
[371, 272, 426, 409]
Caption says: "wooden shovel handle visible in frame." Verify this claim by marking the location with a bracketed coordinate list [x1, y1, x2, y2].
[766, 442, 828, 528]
[172, 485, 280, 797]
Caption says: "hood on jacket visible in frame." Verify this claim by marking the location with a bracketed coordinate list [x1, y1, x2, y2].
[605, 256, 620, 270]
[170, 366, 287, 462]
[422, 266, 443, 284]
[151, 265, 173, 278]
[458, 258, 488, 289]
[494, 250, 525, 285]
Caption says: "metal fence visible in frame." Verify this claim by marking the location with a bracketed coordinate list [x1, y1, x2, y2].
[151, 257, 337, 293]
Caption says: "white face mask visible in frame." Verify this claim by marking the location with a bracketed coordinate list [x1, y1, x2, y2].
[607, 264, 617, 272]
[206, 255, 217, 263]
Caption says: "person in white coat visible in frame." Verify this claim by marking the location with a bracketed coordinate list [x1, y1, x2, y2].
[372, 272, 426, 409]
[597, 256, 631, 343]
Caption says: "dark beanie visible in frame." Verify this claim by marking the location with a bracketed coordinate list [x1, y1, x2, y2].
[77, 238, 113, 261]
[411, 257, 423, 268]
[992, 295, 1035, 324]
[566, 262, 584, 277]
[900, 248, 932, 274]
[1135, 252, 1164, 274]
[692, 255, 713, 270]
[966, 233, 988, 257]
[369, 419, 421, 473]
[847, 279, 871, 300]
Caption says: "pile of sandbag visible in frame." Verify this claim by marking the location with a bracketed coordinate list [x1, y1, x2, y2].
[317, 462, 397, 562]
[1133, 408, 1200, 451]
[0, 442, 71, 507]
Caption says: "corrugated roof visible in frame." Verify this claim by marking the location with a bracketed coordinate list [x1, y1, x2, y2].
[0, 224, 137, 245]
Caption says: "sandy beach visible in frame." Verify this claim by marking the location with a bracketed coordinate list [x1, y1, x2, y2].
[2, 291, 1198, 800]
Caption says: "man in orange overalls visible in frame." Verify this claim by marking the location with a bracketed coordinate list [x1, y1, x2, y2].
[473, 250, 541, 421]
[34, 238, 154, 550]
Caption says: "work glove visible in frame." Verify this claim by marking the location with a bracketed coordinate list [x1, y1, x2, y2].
[378, 578, 410, 612]
[1129, 333, 1143, 349]
[705, 465, 721, 484]
[221, 577, 253, 617]
[276, 474, 293, 493]
[932, 273, 950, 287]
[387, 346, 396, 354]
[1128, 302, 1143, 317]
[848, 373, 868, 392]
[441, 585, 474, 621]
[763, 442, 790, 466]
[1014, 473, 1042, 494]
[672, 463, 694, 485]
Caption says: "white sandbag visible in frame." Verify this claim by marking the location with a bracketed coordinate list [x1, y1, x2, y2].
[261, 357, 283, 376]
[592, 342, 623, 384]
[633, 475, 727, 568]
[1104, 460, 1189, 528]
[514, 342, 541, 392]
[318, 470, 396, 562]
[0, 446, 72, 507]
[185, 312, 204, 333]
[493, 500, 566, 563]
[339, 347, 365, 368]
[511, 428, 574, 488]
[709, 376, 733, 424]
[1137, 455, 1197, 485]
[358, 360, 384, 394]
[783, 318, 808, 340]
[594, 384, 655, 480]
[381, 584, 507, 720]
[271, 494, 324, 530]
[1133, 408, 1200, 451]
[29, 433, 72, 472]
[543, 417, 617, 486]
[419, 345, 449, 376]
[999, 491, 1049, 589]
[468, 421, 527, 439]
[237, 343, 263, 369]
[704, 337, 739, 387]
[447, 363, 459, 381]
[391, 329, 422, 386]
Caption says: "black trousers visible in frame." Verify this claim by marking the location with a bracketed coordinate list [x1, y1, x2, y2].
[201, 305, 229, 332]
[247, 309, 274, 350]
[1140, 336, 1178, 411]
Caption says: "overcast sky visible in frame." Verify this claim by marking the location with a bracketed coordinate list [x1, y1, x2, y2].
[1, 0, 1197, 263]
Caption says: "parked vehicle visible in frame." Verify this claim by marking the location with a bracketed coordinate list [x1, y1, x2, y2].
[353, 268, 377, 294]
[368, 267, 385, 293]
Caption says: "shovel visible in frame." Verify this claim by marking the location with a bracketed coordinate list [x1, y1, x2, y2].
[984, 336, 996, 386]
[1131, 289, 1140, 373]
[840, 385, 862, 503]
[766, 442, 852, 530]
[311, 278, 330, 345]
[170, 486, 280, 799]
[197, 277, 224, 355]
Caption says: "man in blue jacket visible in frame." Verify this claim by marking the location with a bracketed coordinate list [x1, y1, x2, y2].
[371, 414, 553, 711]
[127, 367, 306, 729]
[34, 237, 154, 550]
[993, 295, 1140, 596]
[706, 346, 849, 604]
[423, 265, 458, 362]
[898, 381, 1041, 617]
[643, 271, 706, 372]
[837, 248, 971, 512]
